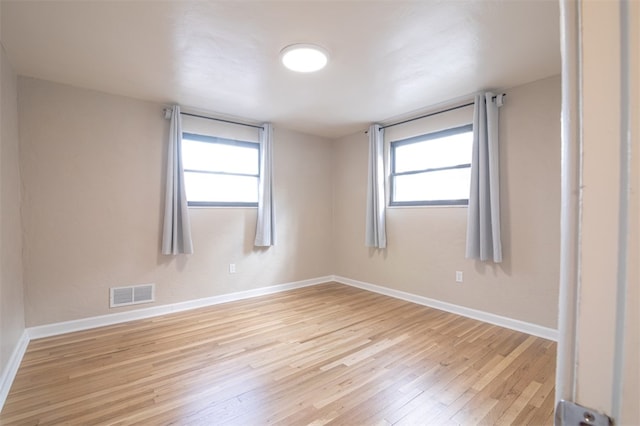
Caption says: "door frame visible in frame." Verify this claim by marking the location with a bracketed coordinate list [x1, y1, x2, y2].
[556, 0, 635, 422]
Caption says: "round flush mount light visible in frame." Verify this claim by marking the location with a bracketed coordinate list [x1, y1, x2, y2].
[280, 44, 329, 73]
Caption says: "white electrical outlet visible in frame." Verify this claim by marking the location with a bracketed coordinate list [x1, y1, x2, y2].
[229, 263, 236, 274]
[455, 271, 463, 283]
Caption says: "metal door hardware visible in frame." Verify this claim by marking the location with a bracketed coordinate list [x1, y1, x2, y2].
[556, 400, 613, 426]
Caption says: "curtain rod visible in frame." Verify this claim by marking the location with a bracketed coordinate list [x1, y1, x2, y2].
[380, 102, 472, 130]
[164, 108, 264, 130]
[180, 112, 264, 130]
[379, 93, 506, 131]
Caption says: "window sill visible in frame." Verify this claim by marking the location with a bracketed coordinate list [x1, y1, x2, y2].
[187, 205, 258, 209]
[387, 204, 468, 209]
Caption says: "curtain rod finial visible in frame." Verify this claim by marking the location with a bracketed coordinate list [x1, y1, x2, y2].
[163, 107, 172, 120]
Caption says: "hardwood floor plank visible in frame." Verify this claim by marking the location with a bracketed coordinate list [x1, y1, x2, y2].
[0, 283, 555, 425]
[492, 380, 543, 425]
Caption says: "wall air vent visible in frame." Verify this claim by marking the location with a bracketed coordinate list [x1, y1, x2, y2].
[110, 283, 155, 308]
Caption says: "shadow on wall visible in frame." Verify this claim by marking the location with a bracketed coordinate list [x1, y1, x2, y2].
[243, 208, 284, 286]
[368, 247, 388, 260]
[156, 250, 189, 272]
[473, 259, 511, 277]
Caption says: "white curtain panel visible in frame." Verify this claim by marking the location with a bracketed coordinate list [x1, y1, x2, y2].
[161, 105, 194, 255]
[255, 123, 276, 247]
[365, 124, 387, 248]
[466, 92, 504, 262]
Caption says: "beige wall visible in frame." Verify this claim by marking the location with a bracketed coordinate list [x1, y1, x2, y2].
[572, 0, 639, 421]
[332, 75, 561, 329]
[622, 2, 639, 422]
[0, 43, 25, 373]
[19, 77, 333, 326]
[17, 74, 560, 331]
[622, 1, 639, 420]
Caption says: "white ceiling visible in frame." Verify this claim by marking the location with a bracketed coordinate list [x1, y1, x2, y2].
[1, 1, 560, 139]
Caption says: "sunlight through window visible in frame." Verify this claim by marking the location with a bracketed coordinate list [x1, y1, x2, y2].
[182, 133, 260, 206]
[390, 125, 473, 206]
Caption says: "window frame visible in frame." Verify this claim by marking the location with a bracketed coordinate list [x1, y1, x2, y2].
[389, 124, 473, 207]
[182, 132, 261, 208]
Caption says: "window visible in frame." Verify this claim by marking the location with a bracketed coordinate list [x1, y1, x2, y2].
[181, 132, 260, 207]
[390, 124, 473, 206]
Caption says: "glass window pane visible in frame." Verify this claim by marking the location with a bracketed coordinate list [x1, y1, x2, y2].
[184, 172, 258, 203]
[394, 131, 472, 173]
[393, 168, 471, 202]
[182, 139, 259, 175]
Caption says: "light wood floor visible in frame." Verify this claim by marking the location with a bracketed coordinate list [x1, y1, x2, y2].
[1, 283, 556, 425]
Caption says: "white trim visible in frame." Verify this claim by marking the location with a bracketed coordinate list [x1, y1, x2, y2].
[27, 274, 558, 343]
[332, 275, 559, 341]
[611, 0, 632, 418]
[556, 0, 582, 404]
[0, 330, 29, 412]
[2, 274, 558, 413]
[29, 276, 331, 340]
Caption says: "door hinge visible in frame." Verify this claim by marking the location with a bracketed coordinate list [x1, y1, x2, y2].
[556, 400, 613, 426]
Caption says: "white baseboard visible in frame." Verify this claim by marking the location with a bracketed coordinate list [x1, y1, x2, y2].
[1, 276, 330, 413]
[332, 275, 558, 341]
[28, 276, 332, 340]
[0, 329, 29, 412]
[26, 273, 557, 341]
[2, 274, 557, 413]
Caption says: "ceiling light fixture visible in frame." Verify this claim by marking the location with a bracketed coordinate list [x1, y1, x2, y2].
[280, 44, 329, 73]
